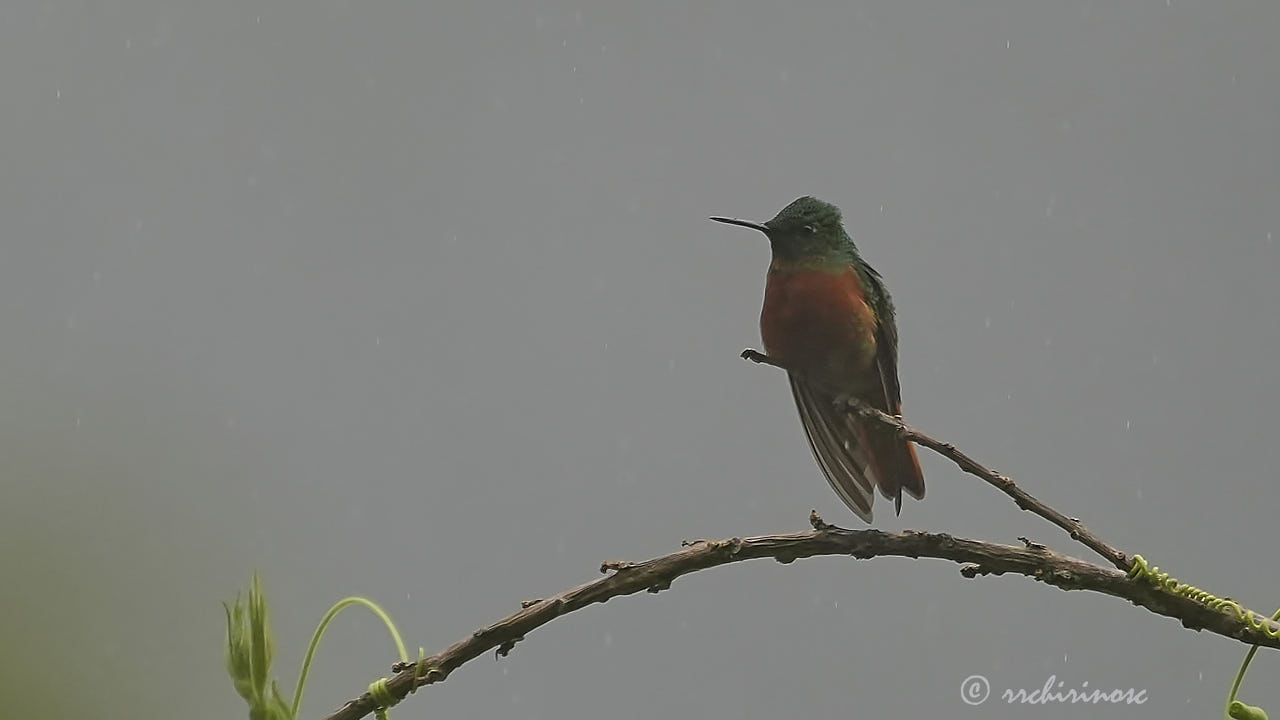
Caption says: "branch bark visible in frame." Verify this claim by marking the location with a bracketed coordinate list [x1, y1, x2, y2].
[320, 520, 1280, 720]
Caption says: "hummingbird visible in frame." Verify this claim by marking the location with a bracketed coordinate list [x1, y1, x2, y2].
[711, 196, 925, 522]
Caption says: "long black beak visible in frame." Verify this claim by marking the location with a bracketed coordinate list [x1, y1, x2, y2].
[709, 216, 770, 234]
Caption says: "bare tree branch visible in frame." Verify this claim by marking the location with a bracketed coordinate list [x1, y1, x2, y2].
[319, 519, 1280, 720]
[313, 350, 1261, 720]
[740, 348, 1130, 571]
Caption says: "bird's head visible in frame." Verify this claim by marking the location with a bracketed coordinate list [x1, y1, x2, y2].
[711, 196, 855, 267]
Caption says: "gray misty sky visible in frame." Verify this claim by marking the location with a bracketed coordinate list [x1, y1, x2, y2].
[2, 2, 1278, 718]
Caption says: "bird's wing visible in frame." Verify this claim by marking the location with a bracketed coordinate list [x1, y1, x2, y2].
[856, 262, 903, 413]
[787, 373, 876, 522]
[857, 261, 926, 505]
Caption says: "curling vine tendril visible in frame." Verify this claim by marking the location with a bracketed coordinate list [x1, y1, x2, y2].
[1128, 555, 1279, 720]
[1128, 555, 1280, 638]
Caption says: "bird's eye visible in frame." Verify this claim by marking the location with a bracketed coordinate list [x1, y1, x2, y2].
[801, 225, 816, 235]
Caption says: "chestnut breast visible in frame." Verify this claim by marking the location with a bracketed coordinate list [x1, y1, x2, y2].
[760, 266, 879, 393]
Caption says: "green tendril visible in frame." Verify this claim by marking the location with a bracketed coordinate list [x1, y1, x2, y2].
[368, 678, 395, 720]
[411, 646, 428, 694]
[291, 597, 411, 720]
[1128, 555, 1279, 719]
[1128, 556, 1280, 639]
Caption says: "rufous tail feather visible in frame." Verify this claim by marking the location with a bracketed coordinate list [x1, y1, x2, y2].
[856, 423, 925, 514]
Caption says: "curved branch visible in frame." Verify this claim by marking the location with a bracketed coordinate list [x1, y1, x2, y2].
[319, 521, 1280, 720]
[315, 350, 1254, 719]
[740, 348, 1130, 571]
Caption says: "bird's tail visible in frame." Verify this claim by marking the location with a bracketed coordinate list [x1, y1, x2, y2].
[857, 423, 926, 514]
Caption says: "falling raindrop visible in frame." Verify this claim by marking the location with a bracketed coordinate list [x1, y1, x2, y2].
[1125, 419, 1131, 430]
